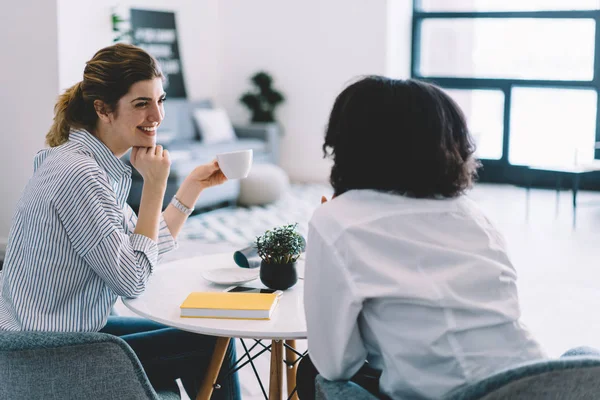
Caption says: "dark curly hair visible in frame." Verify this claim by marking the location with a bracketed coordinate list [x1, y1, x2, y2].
[323, 76, 480, 198]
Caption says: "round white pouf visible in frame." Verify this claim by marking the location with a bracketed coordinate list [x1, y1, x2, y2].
[238, 164, 290, 206]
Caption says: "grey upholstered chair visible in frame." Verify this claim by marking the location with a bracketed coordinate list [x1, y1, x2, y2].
[315, 356, 600, 400]
[0, 332, 180, 400]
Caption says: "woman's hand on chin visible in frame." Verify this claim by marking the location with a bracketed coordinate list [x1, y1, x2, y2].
[130, 145, 170, 187]
[191, 160, 228, 190]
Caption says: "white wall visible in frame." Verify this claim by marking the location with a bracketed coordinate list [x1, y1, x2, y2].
[217, 0, 412, 183]
[57, 0, 220, 99]
[387, 0, 413, 79]
[0, 1, 60, 249]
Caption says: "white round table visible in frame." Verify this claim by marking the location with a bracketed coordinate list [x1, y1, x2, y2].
[123, 253, 306, 400]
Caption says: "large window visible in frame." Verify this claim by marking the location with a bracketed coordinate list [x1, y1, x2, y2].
[412, 1, 600, 183]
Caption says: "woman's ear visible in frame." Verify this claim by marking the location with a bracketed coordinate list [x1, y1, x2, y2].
[94, 100, 111, 123]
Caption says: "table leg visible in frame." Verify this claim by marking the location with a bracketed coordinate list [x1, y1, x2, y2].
[572, 174, 581, 229]
[285, 340, 299, 400]
[269, 340, 284, 400]
[197, 337, 231, 400]
[555, 174, 562, 217]
[525, 167, 532, 221]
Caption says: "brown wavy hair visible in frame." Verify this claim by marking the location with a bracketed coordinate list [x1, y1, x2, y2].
[323, 76, 480, 198]
[46, 43, 163, 147]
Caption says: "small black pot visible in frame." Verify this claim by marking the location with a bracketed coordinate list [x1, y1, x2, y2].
[260, 261, 298, 290]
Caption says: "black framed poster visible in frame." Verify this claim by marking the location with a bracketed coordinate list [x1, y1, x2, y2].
[130, 8, 187, 98]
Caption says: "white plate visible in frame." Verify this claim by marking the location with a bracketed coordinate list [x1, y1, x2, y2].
[201, 267, 260, 286]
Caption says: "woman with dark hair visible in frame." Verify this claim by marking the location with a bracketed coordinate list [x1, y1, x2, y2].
[297, 76, 545, 399]
[0, 44, 240, 399]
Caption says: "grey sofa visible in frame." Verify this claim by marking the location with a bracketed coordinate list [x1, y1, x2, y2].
[314, 355, 600, 400]
[0, 331, 179, 399]
[125, 99, 280, 211]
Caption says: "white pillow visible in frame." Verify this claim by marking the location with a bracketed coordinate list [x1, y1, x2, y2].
[193, 108, 237, 144]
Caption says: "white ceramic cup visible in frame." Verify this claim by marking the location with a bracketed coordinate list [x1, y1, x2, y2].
[216, 149, 253, 179]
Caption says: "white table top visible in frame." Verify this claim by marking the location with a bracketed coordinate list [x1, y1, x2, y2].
[525, 162, 600, 174]
[123, 253, 307, 340]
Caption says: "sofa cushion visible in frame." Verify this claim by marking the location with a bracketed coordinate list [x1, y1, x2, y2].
[193, 108, 237, 144]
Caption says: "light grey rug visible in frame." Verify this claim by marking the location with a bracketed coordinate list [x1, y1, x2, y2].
[180, 184, 333, 247]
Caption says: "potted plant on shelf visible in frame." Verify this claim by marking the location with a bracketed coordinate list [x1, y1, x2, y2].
[239, 71, 285, 123]
[255, 223, 303, 290]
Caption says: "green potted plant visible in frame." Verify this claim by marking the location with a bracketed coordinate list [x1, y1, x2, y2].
[255, 223, 303, 290]
[240, 71, 285, 123]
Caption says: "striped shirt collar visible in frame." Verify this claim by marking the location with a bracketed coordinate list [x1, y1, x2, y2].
[69, 129, 131, 184]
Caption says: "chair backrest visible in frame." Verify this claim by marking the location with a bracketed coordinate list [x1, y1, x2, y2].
[445, 356, 600, 400]
[0, 332, 163, 400]
[162, 98, 213, 141]
[317, 356, 600, 400]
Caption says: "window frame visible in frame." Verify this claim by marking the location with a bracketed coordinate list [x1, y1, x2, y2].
[411, 2, 600, 184]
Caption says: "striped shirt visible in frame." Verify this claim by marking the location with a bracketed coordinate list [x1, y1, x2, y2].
[0, 129, 177, 332]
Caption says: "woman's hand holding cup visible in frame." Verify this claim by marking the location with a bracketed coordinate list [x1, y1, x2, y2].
[191, 160, 228, 190]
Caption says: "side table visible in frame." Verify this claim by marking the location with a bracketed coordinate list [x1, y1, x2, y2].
[123, 253, 307, 400]
[525, 163, 600, 226]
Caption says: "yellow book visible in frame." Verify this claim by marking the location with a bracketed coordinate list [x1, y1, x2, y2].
[180, 292, 280, 320]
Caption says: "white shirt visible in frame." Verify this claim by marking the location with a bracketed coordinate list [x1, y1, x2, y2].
[304, 189, 546, 400]
[0, 130, 177, 332]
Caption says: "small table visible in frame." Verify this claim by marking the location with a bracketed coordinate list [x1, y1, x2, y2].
[525, 163, 600, 225]
[123, 253, 307, 400]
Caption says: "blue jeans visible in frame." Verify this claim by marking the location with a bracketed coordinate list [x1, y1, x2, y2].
[297, 355, 383, 400]
[100, 316, 241, 400]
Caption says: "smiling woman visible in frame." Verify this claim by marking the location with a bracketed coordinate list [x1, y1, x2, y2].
[0, 44, 240, 400]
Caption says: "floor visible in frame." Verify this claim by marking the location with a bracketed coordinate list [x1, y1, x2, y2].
[116, 183, 600, 399]
[470, 184, 600, 357]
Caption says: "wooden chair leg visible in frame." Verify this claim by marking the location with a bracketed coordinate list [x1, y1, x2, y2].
[285, 339, 299, 400]
[197, 337, 231, 400]
[269, 339, 284, 400]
